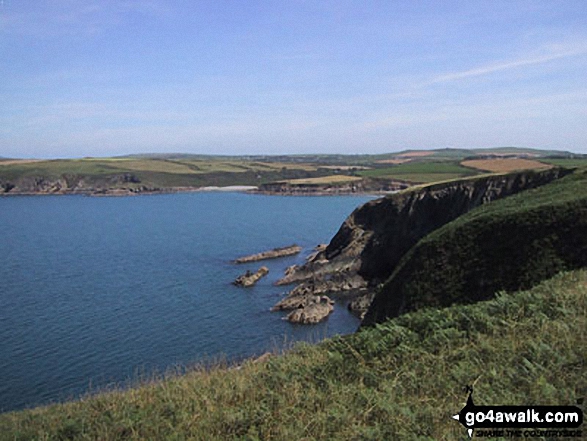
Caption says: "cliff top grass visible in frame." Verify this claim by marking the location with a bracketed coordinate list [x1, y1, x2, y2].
[1, 269, 585, 440]
[0, 158, 319, 178]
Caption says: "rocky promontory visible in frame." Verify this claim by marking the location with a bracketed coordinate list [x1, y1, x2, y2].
[362, 168, 587, 326]
[274, 168, 571, 321]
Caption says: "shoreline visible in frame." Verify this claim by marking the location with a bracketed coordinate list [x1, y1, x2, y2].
[1, 185, 397, 198]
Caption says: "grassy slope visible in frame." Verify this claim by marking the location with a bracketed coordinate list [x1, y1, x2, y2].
[0, 270, 585, 440]
[364, 168, 587, 325]
[0, 158, 327, 190]
[539, 158, 587, 168]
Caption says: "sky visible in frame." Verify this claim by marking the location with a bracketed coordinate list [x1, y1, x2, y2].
[1, 1, 586, 158]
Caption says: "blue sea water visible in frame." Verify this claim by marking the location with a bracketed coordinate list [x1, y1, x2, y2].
[0, 192, 373, 412]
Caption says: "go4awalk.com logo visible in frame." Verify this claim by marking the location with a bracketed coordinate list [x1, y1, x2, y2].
[452, 387, 583, 438]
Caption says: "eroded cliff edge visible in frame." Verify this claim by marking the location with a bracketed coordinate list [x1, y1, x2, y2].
[276, 168, 572, 318]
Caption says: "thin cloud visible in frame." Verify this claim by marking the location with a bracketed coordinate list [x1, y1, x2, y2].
[0, 1, 172, 37]
[428, 45, 587, 84]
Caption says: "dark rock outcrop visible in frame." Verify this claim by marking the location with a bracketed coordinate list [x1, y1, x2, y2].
[347, 292, 375, 318]
[0, 173, 144, 195]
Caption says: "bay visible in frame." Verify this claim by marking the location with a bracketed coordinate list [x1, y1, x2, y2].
[0, 192, 373, 412]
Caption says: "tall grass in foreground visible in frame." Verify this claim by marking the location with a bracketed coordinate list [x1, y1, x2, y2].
[1, 270, 585, 440]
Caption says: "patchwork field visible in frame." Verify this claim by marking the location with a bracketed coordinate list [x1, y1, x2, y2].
[461, 158, 553, 173]
[1, 149, 584, 194]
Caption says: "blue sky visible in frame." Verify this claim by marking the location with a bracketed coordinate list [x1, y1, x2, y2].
[1, 1, 586, 158]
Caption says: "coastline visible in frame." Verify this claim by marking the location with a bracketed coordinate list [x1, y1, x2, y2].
[1, 185, 397, 197]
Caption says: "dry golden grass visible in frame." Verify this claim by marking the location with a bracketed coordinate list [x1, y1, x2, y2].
[461, 158, 552, 173]
[396, 150, 434, 157]
[0, 159, 44, 166]
[374, 159, 409, 164]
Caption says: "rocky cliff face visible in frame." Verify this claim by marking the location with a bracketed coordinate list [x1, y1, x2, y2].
[362, 169, 587, 326]
[276, 168, 571, 317]
[0, 173, 154, 195]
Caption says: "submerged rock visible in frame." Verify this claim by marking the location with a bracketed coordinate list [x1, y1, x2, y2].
[286, 296, 334, 324]
[234, 245, 302, 264]
[233, 267, 269, 287]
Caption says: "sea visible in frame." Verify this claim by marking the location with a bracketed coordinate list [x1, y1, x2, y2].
[0, 192, 374, 412]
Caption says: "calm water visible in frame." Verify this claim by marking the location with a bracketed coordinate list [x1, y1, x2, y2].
[0, 192, 373, 412]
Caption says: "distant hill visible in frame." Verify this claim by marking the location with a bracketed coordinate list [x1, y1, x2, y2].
[1, 148, 585, 195]
[120, 147, 580, 163]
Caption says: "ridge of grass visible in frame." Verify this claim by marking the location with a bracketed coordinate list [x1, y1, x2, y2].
[1, 270, 585, 440]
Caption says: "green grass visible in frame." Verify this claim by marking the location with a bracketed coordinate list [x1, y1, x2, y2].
[0, 270, 585, 440]
[365, 168, 587, 325]
[357, 161, 479, 183]
[538, 158, 587, 168]
[0, 160, 122, 179]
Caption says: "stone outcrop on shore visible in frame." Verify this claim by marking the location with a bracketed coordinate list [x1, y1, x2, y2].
[285, 296, 334, 324]
[234, 245, 302, 264]
[233, 267, 269, 287]
[256, 178, 409, 195]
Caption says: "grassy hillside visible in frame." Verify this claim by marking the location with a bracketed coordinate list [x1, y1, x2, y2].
[0, 270, 584, 439]
[0, 158, 329, 192]
[539, 158, 587, 168]
[364, 167, 587, 325]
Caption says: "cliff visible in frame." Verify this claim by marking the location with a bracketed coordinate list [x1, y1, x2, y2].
[362, 168, 587, 326]
[275, 168, 572, 317]
[0, 173, 151, 195]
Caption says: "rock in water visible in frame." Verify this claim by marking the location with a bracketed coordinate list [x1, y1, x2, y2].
[233, 267, 269, 287]
[234, 245, 302, 264]
[286, 296, 334, 324]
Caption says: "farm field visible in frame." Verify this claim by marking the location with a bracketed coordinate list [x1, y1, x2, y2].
[357, 161, 479, 183]
[461, 158, 553, 173]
